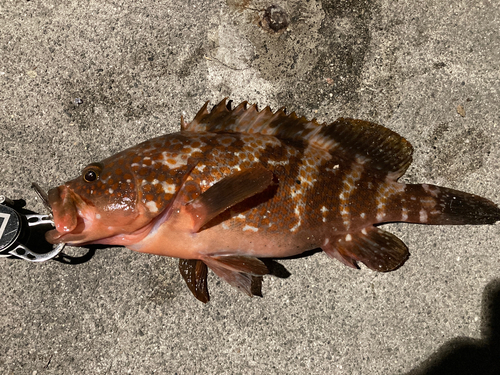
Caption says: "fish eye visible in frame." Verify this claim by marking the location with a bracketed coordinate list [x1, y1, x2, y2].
[83, 169, 98, 182]
[82, 164, 103, 183]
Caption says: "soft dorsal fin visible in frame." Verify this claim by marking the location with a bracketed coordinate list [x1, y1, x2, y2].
[183, 99, 414, 179]
[315, 118, 413, 177]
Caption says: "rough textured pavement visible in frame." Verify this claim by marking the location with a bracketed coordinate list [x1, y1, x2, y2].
[1, 1, 499, 374]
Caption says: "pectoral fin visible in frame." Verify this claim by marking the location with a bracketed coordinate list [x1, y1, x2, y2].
[178, 259, 210, 303]
[323, 227, 410, 272]
[185, 166, 273, 232]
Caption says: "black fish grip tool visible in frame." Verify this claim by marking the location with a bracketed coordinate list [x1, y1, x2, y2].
[0, 185, 65, 262]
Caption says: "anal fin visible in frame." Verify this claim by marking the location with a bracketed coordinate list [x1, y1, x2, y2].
[323, 227, 409, 272]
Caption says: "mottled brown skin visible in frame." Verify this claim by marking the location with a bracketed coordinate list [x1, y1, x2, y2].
[46, 99, 500, 302]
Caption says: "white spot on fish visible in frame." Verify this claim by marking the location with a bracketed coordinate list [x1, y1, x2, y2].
[422, 184, 440, 197]
[401, 207, 409, 221]
[360, 213, 366, 219]
[267, 160, 289, 166]
[374, 182, 405, 224]
[108, 188, 114, 194]
[290, 145, 330, 232]
[290, 206, 302, 232]
[146, 201, 158, 213]
[420, 197, 436, 206]
[361, 228, 367, 235]
[236, 214, 246, 220]
[161, 182, 176, 194]
[321, 206, 328, 222]
[339, 163, 364, 230]
[161, 151, 190, 169]
[312, 134, 340, 152]
[323, 238, 329, 246]
[221, 222, 229, 230]
[243, 225, 259, 232]
[345, 234, 352, 242]
[419, 208, 428, 223]
[95, 213, 101, 219]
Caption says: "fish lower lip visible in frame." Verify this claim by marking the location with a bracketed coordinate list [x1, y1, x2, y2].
[45, 216, 87, 245]
[45, 228, 66, 244]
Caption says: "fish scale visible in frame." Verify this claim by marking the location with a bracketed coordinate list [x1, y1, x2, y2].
[45, 99, 500, 302]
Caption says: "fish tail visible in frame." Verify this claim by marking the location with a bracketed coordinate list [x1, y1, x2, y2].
[397, 184, 500, 225]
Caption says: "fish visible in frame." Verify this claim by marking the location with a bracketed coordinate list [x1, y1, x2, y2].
[45, 99, 500, 303]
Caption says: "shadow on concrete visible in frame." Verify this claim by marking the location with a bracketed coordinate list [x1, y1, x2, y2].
[406, 279, 500, 375]
[54, 246, 98, 265]
[262, 249, 323, 279]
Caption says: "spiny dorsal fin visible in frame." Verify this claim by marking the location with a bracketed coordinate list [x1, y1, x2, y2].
[183, 99, 414, 178]
[183, 98, 323, 139]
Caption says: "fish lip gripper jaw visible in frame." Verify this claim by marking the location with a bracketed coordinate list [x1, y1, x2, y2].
[0, 194, 65, 262]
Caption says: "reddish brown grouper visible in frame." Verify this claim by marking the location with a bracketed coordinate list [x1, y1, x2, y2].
[46, 99, 500, 302]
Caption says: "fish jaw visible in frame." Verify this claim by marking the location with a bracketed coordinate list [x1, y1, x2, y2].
[48, 186, 79, 234]
[45, 185, 151, 246]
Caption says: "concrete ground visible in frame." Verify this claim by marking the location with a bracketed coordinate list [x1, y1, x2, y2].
[1, 0, 499, 373]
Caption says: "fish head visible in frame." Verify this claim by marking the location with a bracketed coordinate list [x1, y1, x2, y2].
[46, 155, 154, 245]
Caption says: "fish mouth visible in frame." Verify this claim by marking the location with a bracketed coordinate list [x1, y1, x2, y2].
[45, 186, 91, 245]
[45, 185, 152, 246]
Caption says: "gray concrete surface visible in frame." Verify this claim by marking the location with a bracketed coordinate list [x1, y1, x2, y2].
[1, 0, 499, 374]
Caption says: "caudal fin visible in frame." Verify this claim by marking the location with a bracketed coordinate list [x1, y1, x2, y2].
[402, 184, 500, 225]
